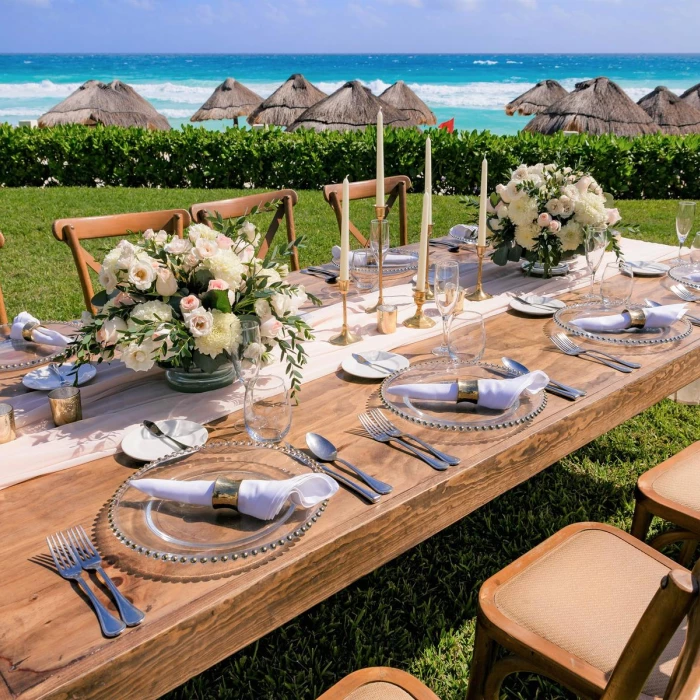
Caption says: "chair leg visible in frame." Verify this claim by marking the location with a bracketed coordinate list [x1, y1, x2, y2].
[482, 656, 526, 700]
[630, 500, 653, 542]
[466, 619, 497, 700]
[679, 538, 698, 568]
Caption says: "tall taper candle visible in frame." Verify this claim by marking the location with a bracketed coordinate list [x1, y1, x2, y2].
[376, 108, 384, 207]
[425, 136, 432, 224]
[478, 157, 488, 246]
[340, 177, 350, 281]
[415, 193, 430, 292]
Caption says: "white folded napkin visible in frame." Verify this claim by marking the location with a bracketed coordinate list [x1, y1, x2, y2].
[449, 224, 478, 239]
[386, 371, 549, 411]
[10, 312, 70, 347]
[572, 304, 687, 332]
[130, 473, 339, 521]
[331, 245, 415, 267]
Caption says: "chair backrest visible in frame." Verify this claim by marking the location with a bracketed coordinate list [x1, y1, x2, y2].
[0, 232, 7, 325]
[322, 175, 411, 248]
[189, 190, 300, 271]
[52, 209, 191, 312]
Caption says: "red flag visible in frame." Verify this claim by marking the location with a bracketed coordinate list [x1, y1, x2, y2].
[438, 117, 455, 133]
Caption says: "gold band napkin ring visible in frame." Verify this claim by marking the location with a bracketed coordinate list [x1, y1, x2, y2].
[626, 308, 646, 329]
[21, 321, 41, 342]
[212, 476, 241, 511]
[457, 379, 479, 403]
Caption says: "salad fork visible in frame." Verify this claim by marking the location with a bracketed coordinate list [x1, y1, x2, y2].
[671, 284, 699, 303]
[549, 333, 635, 373]
[47, 532, 125, 638]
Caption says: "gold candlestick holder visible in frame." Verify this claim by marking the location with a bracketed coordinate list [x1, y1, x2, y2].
[365, 205, 388, 314]
[329, 279, 361, 346]
[466, 244, 492, 301]
[424, 223, 435, 300]
[403, 289, 436, 329]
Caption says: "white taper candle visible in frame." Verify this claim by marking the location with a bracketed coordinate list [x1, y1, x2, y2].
[416, 193, 430, 292]
[376, 108, 384, 207]
[478, 157, 488, 246]
[340, 177, 350, 281]
[425, 136, 432, 224]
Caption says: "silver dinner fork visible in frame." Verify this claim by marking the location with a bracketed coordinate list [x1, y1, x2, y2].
[368, 409, 461, 466]
[549, 333, 637, 373]
[671, 284, 699, 303]
[67, 525, 145, 626]
[47, 532, 125, 638]
[358, 412, 449, 471]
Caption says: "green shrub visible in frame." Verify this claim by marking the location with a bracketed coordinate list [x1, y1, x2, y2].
[2, 123, 699, 199]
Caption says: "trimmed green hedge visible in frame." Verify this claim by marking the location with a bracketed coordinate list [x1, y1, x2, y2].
[2, 123, 699, 199]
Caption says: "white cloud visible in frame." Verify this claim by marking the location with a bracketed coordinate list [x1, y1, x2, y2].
[347, 2, 388, 27]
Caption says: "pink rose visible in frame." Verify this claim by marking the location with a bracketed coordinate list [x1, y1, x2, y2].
[216, 235, 234, 250]
[113, 291, 135, 307]
[208, 279, 229, 291]
[95, 318, 127, 347]
[260, 316, 283, 339]
[575, 176, 592, 194]
[180, 294, 200, 313]
[537, 212, 552, 227]
[548, 220, 561, 233]
[606, 208, 621, 226]
[239, 244, 255, 263]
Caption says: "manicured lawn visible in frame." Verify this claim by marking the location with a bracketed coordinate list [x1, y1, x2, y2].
[0, 188, 696, 699]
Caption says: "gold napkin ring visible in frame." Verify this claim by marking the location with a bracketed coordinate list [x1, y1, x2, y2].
[457, 379, 479, 403]
[21, 321, 41, 342]
[212, 476, 241, 511]
[626, 308, 646, 329]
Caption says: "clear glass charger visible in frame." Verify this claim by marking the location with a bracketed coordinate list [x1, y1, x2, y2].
[107, 441, 328, 570]
[332, 247, 419, 276]
[379, 360, 547, 432]
[0, 321, 80, 371]
[553, 303, 693, 346]
[669, 262, 700, 291]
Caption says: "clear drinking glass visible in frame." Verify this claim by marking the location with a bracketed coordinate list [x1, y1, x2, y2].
[582, 225, 608, 301]
[244, 376, 292, 444]
[232, 319, 262, 389]
[675, 201, 696, 264]
[350, 238, 377, 295]
[690, 232, 700, 265]
[601, 262, 634, 308]
[432, 260, 460, 357]
[369, 219, 390, 270]
[449, 310, 486, 364]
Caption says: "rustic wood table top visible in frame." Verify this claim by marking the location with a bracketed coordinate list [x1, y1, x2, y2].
[1, 249, 698, 700]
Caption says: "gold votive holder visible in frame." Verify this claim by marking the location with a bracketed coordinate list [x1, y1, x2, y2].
[466, 244, 493, 302]
[48, 386, 82, 427]
[0, 403, 16, 444]
[403, 289, 436, 329]
[330, 279, 362, 346]
[377, 304, 397, 334]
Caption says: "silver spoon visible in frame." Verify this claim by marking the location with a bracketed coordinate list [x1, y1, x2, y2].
[352, 353, 394, 374]
[514, 294, 561, 311]
[501, 357, 586, 398]
[48, 362, 70, 387]
[142, 420, 191, 451]
[305, 432, 393, 495]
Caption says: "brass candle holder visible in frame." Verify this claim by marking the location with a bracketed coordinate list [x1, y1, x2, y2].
[329, 279, 361, 346]
[424, 223, 435, 300]
[403, 289, 436, 329]
[466, 244, 493, 302]
[365, 205, 388, 314]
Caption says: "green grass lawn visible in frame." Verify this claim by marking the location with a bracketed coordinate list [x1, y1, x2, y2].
[0, 188, 696, 699]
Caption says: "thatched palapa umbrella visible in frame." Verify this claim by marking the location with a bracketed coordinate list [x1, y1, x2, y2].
[191, 78, 262, 127]
[39, 80, 170, 130]
[505, 79, 568, 116]
[379, 81, 436, 126]
[288, 80, 408, 132]
[247, 74, 326, 128]
[680, 82, 700, 111]
[637, 86, 700, 135]
[524, 77, 660, 136]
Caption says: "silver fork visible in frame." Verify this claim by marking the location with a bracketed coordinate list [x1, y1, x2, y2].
[549, 333, 635, 373]
[358, 413, 449, 471]
[67, 526, 145, 626]
[47, 532, 125, 638]
[671, 284, 699, 303]
[369, 409, 461, 466]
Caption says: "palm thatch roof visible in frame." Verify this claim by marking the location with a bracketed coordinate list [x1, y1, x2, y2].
[524, 77, 660, 136]
[247, 74, 326, 127]
[637, 86, 700, 135]
[287, 80, 409, 132]
[505, 80, 568, 116]
[190, 78, 262, 122]
[38, 80, 170, 130]
[378, 81, 436, 126]
[680, 82, 700, 111]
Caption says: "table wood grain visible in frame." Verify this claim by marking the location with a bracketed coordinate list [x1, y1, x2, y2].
[1, 252, 698, 700]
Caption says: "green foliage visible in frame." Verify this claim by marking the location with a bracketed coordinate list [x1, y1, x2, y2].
[3, 124, 700, 199]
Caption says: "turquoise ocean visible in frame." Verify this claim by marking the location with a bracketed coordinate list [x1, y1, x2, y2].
[1, 53, 699, 134]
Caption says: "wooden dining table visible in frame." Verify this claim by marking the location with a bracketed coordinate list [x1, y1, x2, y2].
[1, 246, 698, 700]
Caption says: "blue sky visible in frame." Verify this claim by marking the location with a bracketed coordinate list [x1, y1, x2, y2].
[1, 0, 698, 53]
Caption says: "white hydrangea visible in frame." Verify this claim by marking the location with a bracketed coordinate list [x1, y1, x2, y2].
[194, 311, 241, 358]
[558, 221, 585, 251]
[574, 191, 607, 227]
[203, 250, 244, 289]
[128, 300, 173, 327]
[508, 195, 539, 227]
[188, 223, 218, 243]
[515, 222, 540, 249]
[505, 180, 525, 202]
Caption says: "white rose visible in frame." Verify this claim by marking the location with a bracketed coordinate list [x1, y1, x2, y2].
[243, 342, 265, 360]
[496, 183, 510, 204]
[116, 240, 135, 269]
[254, 298, 272, 319]
[606, 208, 621, 226]
[142, 228, 155, 241]
[513, 165, 529, 180]
[496, 203, 509, 219]
[96, 317, 127, 347]
[486, 199, 496, 214]
[277, 264, 289, 279]
[559, 195, 575, 218]
[240, 221, 258, 243]
[128, 260, 157, 291]
[537, 212, 552, 228]
[187, 223, 213, 243]
[260, 316, 283, 339]
[185, 307, 214, 337]
[505, 180, 524, 203]
[270, 293, 291, 317]
[575, 176, 593, 194]
[154, 230, 168, 244]
[98, 266, 118, 293]
[121, 340, 156, 372]
[183, 250, 200, 269]
[239, 244, 255, 263]
[196, 237, 218, 259]
[546, 198, 562, 216]
[489, 218, 503, 231]
[288, 286, 308, 314]
[164, 238, 192, 255]
[155, 267, 178, 297]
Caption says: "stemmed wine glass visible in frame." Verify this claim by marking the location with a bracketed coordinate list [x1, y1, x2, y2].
[675, 201, 696, 265]
[231, 319, 263, 390]
[582, 225, 608, 302]
[432, 260, 460, 357]
[369, 218, 390, 270]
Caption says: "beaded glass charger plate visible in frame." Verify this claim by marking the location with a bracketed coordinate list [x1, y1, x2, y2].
[0, 321, 80, 371]
[379, 360, 547, 432]
[332, 248, 419, 276]
[554, 304, 693, 346]
[106, 441, 328, 574]
[669, 262, 700, 291]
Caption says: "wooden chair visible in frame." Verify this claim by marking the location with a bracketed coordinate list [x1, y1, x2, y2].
[0, 232, 7, 325]
[189, 190, 300, 271]
[323, 176, 411, 248]
[317, 667, 439, 700]
[632, 441, 700, 567]
[52, 209, 190, 313]
[466, 521, 700, 700]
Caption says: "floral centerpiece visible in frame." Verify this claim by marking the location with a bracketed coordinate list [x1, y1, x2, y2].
[68, 210, 318, 396]
[486, 163, 627, 277]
